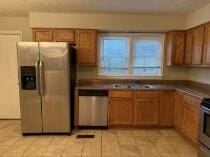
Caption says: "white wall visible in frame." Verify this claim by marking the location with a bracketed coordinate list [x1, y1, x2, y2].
[29, 12, 187, 32]
[188, 68, 210, 84]
[0, 17, 32, 41]
[186, 3, 210, 28]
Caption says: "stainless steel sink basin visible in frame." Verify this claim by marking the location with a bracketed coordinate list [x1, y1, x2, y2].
[112, 83, 153, 89]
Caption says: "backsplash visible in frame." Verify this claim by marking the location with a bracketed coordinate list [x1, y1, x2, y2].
[77, 65, 190, 80]
[188, 68, 210, 85]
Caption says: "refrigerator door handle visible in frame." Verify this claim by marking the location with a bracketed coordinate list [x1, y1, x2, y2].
[39, 60, 44, 96]
[35, 60, 40, 95]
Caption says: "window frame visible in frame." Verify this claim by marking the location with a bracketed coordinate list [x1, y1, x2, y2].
[98, 33, 165, 78]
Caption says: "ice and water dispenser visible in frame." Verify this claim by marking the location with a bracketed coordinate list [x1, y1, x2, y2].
[20, 66, 36, 90]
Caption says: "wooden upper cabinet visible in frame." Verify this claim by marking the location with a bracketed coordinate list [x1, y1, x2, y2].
[174, 91, 184, 131]
[53, 29, 75, 42]
[203, 23, 210, 65]
[159, 91, 174, 126]
[192, 26, 205, 65]
[109, 91, 133, 125]
[133, 91, 160, 125]
[75, 29, 97, 65]
[32, 28, 53, 41]
[185, 30, 193, 65]
[166, 31, 185, 66]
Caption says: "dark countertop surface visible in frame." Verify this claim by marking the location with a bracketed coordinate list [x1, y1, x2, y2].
[75, 84, 210, 99]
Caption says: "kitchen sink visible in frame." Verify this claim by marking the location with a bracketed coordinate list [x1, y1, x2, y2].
[112, 83, 153, 89]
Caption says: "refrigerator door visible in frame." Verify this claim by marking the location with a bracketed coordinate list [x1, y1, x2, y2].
[17, 42, 42, 133]
[39, 42, 71, 133]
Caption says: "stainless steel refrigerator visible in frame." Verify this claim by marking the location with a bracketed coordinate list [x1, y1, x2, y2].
[17, 42, 76, 134]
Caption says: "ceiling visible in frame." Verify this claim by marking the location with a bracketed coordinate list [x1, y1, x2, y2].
[0, 0, 210, 16]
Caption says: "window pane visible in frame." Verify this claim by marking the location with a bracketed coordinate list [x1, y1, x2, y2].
[98, 33, 164, 77]
[132, 36, 163, 76]
[100, 36, 129, 76]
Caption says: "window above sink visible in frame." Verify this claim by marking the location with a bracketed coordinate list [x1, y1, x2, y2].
[98, 33, 164, 77]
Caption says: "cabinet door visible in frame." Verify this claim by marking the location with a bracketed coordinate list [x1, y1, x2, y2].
[181, 95, 200, 144]
[53, 29, 75, 42]
[159, 91, 174, 126]
[182, 105, 199, 144]
[32, 28, 53, 41]
[192, 26, 204, 65]
[174, 91, 184, 130]
[166, 32, 174, 66]
[134, 98, 159, 125]
[109, 98, 133, 125]
[185, 30, 193, 65]
[76, 30, 97, 65]
[172, 31, 185, 65]
[203, 23, 210, 65]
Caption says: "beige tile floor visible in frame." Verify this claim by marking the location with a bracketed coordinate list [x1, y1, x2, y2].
[0, 120, 198, 157]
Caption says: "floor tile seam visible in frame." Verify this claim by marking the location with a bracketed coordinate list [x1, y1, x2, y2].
[20, 143, 34, 157]
[0, 144, 13, 156]
[100, 130, 102, 157]
[132, 136, 143, 157]
[61, 137, 70, 157]
[39, 138, 54, 157]
[80, 137, 85, 157]
[137, 135, 163, 157]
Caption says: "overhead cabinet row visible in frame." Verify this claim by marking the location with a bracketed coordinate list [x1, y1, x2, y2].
[32, 28, 97, 65]
[166, 22, 210, 66]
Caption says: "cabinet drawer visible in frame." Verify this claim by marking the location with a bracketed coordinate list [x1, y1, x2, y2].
[183, 94, 201, 110]
[109, 91, 133, 98]
[134, 91, 160, 99]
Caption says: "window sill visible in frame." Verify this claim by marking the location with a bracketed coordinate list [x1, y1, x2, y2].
[97, 75, 164, 80]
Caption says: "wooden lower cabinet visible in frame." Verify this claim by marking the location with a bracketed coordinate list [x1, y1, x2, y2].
[108, 89, 201, 144]
[109, 91, 133, 126]
[134, 98, 159, 125]
[109, 98, 133, 125]
[174, 91, 184, 130]
[133, 91, 160, 125]
[159, 91, 174, 126]
[181, 95, 201, 144]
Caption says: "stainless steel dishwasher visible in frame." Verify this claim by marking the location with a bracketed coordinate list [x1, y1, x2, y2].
[78, 90, 108, 127]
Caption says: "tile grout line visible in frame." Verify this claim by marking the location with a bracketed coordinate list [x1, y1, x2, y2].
[39, 136, 54, 157]
[20, 136, 38, 157]
[132, 131, 143, 157]
[100, 129, 102, 157]
[80, 133, 85, 157]
[60, 135, 69, 157]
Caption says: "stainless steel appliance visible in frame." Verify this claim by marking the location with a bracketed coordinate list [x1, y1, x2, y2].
[17, 42, 76, 134]
[78, 90, 108, 127]
[199, 99, 210, 157]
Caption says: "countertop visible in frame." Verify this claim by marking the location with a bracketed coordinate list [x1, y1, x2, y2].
[75, 84, 210, 99]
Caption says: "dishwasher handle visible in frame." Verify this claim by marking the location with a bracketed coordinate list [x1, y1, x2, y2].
[78, 90, 108, 96]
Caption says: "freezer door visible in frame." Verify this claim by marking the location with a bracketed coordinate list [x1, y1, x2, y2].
[17, 42, 42, 133]
[39, 42, 70, 133]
